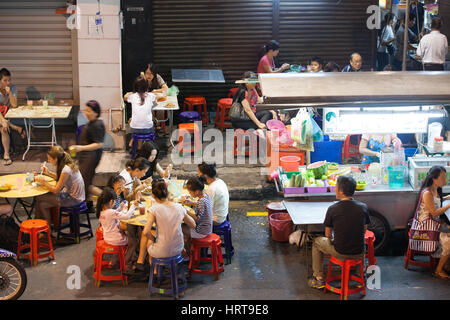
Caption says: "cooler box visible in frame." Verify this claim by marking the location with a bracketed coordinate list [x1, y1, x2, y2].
[311, 140, 343, 164]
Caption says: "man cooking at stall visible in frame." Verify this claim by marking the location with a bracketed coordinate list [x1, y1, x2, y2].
[359, 134, 403, 164]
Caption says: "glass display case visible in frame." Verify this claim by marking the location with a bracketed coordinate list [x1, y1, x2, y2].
[408, 155, 450, 191]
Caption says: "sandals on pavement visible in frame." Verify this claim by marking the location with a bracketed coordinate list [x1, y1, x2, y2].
[308, 277, 325, 289]
[433, 271, 450, 280]
[3, 158, 12, 166]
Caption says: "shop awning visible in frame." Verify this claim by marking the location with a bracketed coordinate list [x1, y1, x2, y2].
[257, 71, 450, 109]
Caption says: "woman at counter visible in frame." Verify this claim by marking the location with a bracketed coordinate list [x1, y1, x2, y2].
[257, 40, 290, 74]
[415, 166, 450, 279]
[359, 134, 402, 164]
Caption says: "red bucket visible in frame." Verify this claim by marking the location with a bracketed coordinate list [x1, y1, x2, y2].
[266, 202, 287, 217]
[269, 213, 293, 242]
[280, 156, 300, 172]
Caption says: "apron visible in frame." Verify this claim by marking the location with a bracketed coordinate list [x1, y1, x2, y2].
[361, 137, 386, 164]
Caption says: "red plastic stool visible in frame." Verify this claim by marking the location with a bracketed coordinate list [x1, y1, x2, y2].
[183, 96, 208, 125]
[17, 219, 55, 266]
[178, 122, 202, 156]
[227, 87, 239, 98]
[93, 240, 128, 287]
[342, 134, 361, 164]
[404, 230, 439, 272]
[233, 129, 259, 157]
[188, 233, 224, 281]
[365, 230, 377, 267]
[215, 98, 232, 131]
[324, 256, 366, 300]
[156, 111, 167, 134]
[96, 226, 104, 242]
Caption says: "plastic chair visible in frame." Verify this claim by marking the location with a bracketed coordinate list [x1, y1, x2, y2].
[404, 229, 439, 272]
[130, 132, 156, 159]
[214, 98, 233, 131]
[183, 96, 208, 125]
[57, 201, 93, 244]
[179, 111, 201, 124]
[148, 254, 187, 299]
[93, 240, 128, 287]
[342, 134, 361, 164]
[324, 256, 366, 300]
[233, 129, 259, 157]
[177, 122, 202, 157]
[364, 230, 377, 267]
[17, 219, 55, 266]
[212, 217, 234, 265]
[227, 87, 239, 99]
[188, 233, 224, 280]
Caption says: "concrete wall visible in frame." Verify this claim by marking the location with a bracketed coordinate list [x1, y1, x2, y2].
[75, 0, 124, 150]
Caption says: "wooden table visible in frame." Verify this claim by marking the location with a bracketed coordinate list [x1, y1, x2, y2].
[152, 96, 179, 134]
[0, 173, 56, 222]
[5, 105, 73, 160]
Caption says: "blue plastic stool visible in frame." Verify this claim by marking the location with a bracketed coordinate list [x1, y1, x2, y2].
[179, 111, 201, 123]
[57, 201, 93, 244]
[148, 254, 187, 299]
[212, 217, 234, 265]
[130, 132, 155, 159]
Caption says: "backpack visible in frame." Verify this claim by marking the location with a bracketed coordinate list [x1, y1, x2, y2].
[0, 214, 20, 253]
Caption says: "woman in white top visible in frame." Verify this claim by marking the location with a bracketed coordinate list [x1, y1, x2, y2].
[144, 180, 195, 259]
[119, 157, 152, 201]
[35, 146, 85, 228]
[377, 13, 396, 71]
[197, 162, 229, 226]
[416, 166, 450, 279]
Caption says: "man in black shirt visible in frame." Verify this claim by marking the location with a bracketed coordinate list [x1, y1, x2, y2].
[308, 175, 371, 289]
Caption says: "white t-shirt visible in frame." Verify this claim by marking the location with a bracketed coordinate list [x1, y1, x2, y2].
[127, 92, 155, 129]
[206, 178, 229, 225]
[119, 169, 133, 194]
[416, 31, 448, 64]
[378, 25, 395, 54]
[61, 165, 85, 202]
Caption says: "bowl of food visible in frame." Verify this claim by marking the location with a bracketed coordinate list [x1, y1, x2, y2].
[356, 180, 367, 191]
[0, 184, 13, 192]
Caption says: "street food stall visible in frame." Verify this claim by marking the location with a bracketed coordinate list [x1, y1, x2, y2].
[257, 71, 450, 252]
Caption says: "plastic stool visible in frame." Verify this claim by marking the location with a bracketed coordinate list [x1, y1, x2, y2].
[178, 122, 202, 156]
[404, 230, 439, 272]
[179, 111, 201, 123]
[215, 98, 232, 131]
[234, 129, 259, 157]
[324, 256, 366, 300]
[17, 219, 55, 266]
[342, 134, 361, 164]
[227, 87, 239, 99]
[57, 201, 93, 244]
[188, 233, 224, 280]
[183, 96, 208, 125]
[149, 254, 187, 299]
[365, 230, 377, 267]
[93, 240, 128, 287]
[213, 217, 234, 264]
[130, 132, 156, 159]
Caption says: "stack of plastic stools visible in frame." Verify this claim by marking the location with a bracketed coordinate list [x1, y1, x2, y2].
[94, 240, 128, 287]
[130, 132, 156, 159]
[94, 226, 112, 273]
[324, 256, 366, 300]
[212, 216, 234, 264]
[178, 122, 202, 157]
[17, 219, 55, 266]
[188, 233, 224, 280]
[364, 230, 377, 267]
[234, 129, 258, 157]
[183, 96, 208, 125]
[227, 87, 239, 98]
[149, 254, 187, 299]
[57, 201, 93, 244]
[215, 98, 233, 131]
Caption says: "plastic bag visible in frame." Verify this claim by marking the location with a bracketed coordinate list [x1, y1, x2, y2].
[289, 229, 303, 246]
[290, 108, 314, 151]
[311, 116, 324, 142]
[168, 85, 179, 96]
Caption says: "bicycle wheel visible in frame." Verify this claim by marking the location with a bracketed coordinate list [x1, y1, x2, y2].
[0, 258, 27, 300]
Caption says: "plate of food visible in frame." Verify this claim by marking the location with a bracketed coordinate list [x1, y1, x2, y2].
[356, 180, 367, 191]
[157, 96, 167, 102]
[0, 184, 13, 192]
[164, 103, 175, 108]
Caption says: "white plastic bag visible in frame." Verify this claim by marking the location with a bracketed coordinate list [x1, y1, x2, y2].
[289, 229, 304, 246]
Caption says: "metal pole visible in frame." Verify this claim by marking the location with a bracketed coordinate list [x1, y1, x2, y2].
[402, 0, 410, 71]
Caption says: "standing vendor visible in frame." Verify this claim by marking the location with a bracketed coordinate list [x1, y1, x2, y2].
[359, 134, 402, 164]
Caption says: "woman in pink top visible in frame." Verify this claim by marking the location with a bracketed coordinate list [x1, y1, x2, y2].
[257, 40, 290, 74]
[97, 187, 139, 246]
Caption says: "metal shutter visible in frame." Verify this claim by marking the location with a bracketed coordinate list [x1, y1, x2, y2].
[0, 0, 73, 102]
[152, 0, 273, 107]
[440, 0, 450, 41]
[278, 0, 377, 71]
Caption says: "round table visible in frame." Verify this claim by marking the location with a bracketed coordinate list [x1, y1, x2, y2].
[0, 173, 56, 222]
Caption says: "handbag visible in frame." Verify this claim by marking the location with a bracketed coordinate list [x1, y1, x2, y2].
[229, 101, 250, 122]
[0, 104, 8, 117]
[408, 189, 441, 253]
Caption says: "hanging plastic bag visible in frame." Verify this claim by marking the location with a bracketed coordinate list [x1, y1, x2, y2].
[168, 85, 179, 96]
[291, 108, 314, 151]
[311, 116, 324, 142]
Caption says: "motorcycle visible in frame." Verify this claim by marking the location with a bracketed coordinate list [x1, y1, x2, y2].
[0, 248, 27, 300]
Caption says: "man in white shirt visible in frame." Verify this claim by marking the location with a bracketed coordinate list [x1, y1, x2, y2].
[416, 18, 448, 71]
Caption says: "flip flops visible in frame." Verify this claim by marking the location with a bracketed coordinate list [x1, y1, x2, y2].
[3, 158, 12, 166]
[433, 271, 450, 280]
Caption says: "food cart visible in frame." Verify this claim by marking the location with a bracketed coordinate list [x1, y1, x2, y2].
[257, 71, 450, 252]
